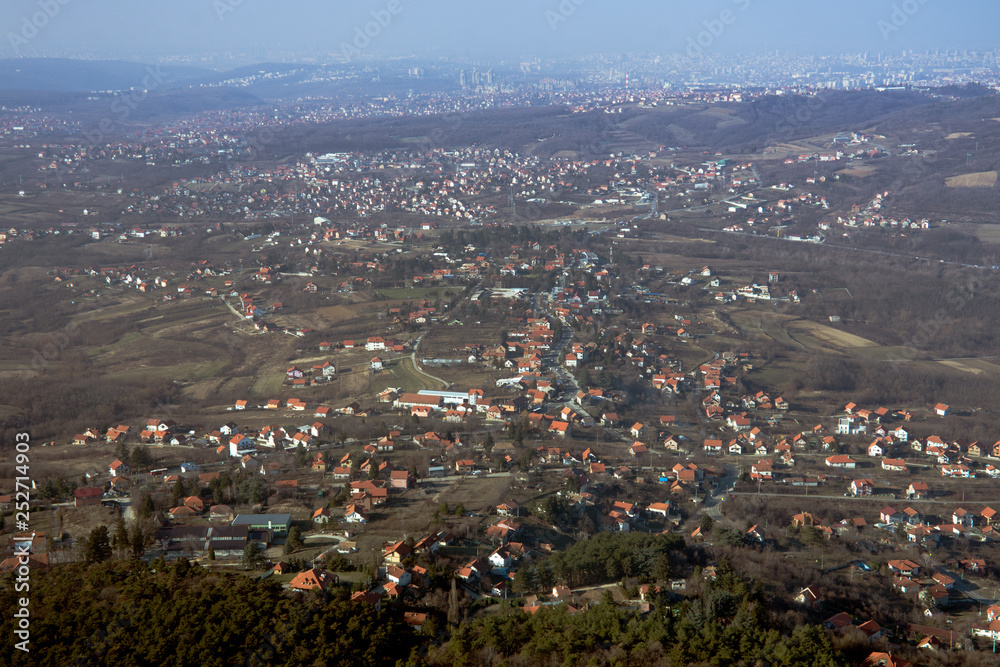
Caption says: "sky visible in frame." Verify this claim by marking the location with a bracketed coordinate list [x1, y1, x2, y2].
[1, 0, 998, 63]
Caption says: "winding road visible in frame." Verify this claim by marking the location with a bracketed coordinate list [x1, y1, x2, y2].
[409, 334, 449, 389]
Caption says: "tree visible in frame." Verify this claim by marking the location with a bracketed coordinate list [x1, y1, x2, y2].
[284, 526, 302, 555]
[241, 543, 267, 571]
[131, 446, 154, 471]
[113, 441, 132, 468]
[83, 525, 112, 564]
[171, 478, 185, 507]
[113, 518, 129, 560]
[130, 523, 145, 560]
[140, 494, 155, 519]
[699, 514, 715, 535]
[454, 503, 466, 517]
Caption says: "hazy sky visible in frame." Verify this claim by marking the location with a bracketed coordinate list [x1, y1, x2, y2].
[2, 0, 998, 63]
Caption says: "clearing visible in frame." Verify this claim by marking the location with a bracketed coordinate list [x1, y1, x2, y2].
[945, 171, 998, 188]
[788, 321, 878, 349]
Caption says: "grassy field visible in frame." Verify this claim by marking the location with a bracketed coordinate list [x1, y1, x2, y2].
[936, 358, 1000, 376]
[945, 171, 998, 188]
[731, 312, 805, 350]
[373, 287, 463, 300]
[788, 320, 878, 349]
[387, 357, 445, 392]
[106, 359, 229, 383]
[249, 372, 286, 397]
[835, 166, 876, 178]
[433, 475, 512, 513]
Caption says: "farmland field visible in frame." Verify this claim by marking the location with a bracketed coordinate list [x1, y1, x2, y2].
[936, 358, 1000, 376]
[387, 357, 446, 392]
[788, 320, 878, 349]
[945, 170, 998, 188]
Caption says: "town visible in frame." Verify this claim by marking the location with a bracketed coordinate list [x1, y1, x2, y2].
[3, 23, 1000, 666]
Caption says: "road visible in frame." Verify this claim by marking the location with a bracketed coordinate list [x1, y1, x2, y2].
[409, 334, 449, 389]
[703, 464, 738, 521]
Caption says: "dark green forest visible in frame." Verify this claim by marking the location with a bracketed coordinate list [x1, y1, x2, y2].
[0, 555, 853, 667]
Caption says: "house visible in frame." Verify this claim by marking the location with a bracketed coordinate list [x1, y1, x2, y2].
[74, 486, 104, 507]
[403, 612, 427, 632]
[858, 620, 883, 640]
[880, 506, 903, 524]
[488, 546, 512, 570]
[109, 459, 129, 477]
[630, 423, 646, 439]
[289, 568, 336, 592]
[862, 652, 910, 667]
[751, 460, 773, 479]
[703, 439, 723, 455]
[934, 403, 950, 417]
[823, 612, 853, 630]
[850, 479, 874, 497]
[746, 524, 766, 544]
[209, 504, 235, 522]
[370, 357, 384, 371]
[549, 421, 571, 438]
[389, 470, 414, 490]
[887, 559, 920, 577]
[312, 507, 332, 524]
[385, 565, 412, 586]
[952, 508, 973, 526]
[824, 455, 856, 469]
[646, 502, 670, 518]
[794, 586, 821, 606]
[907, 482, 929, 499]
[229, 435, 256, 458]
[344, 505, 368, 524]
[383, 541, 413, 564]
[881, 458, 907, 472]
[902, 507, 923, 525]
[496, 500, 521, 517]
[867, 441, 883, 458]
[836, 416, 867, 436]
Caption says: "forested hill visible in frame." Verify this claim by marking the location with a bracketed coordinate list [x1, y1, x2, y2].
[1, 558, 853, 667]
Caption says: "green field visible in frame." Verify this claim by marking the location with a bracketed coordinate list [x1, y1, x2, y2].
[106, 359, 229, 383]
[374, 287, 463, 300]
[386, 357, 445, 392]
[249, 373, 286, 397]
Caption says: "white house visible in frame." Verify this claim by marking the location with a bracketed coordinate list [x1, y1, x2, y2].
[229, 435, 256, 458]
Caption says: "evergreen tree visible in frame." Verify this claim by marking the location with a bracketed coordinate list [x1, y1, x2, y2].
[83, 525, 112, 564]
[130, 524, 145, 560]
[113, 518, 129, 560]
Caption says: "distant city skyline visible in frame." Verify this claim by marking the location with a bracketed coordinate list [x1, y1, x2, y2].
[1, 0, 998, 65]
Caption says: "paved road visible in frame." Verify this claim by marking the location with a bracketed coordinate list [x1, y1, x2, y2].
[409, 334, 449, 389]
[704, 463, 738, 521]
